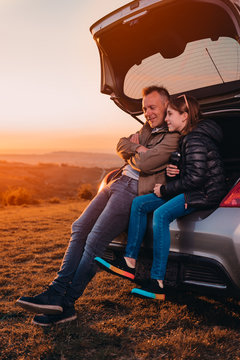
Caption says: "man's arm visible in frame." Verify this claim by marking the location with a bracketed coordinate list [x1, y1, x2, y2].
[116, 132, 145, 160]
[116, 122, 152, 160]
[127, 132, 180, 174]
[130, 133, 148, 153]
[116, 135, 139, 160]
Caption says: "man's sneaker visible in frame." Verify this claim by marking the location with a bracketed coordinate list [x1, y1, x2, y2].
[131, 279, 165, 300]
[16, 286, 63, 314]
[95, 256, 135, 281]
[32, 306, 77, 327]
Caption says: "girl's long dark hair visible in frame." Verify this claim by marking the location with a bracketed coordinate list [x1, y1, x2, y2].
[169, 95, 202, 135]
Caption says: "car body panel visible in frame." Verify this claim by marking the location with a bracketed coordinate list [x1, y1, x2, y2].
[169, 208, 240, 287]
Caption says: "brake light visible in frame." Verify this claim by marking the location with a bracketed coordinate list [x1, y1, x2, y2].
[220, 181, 240, 207]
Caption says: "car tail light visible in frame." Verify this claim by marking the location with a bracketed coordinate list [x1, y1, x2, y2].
[220, 180, 240, 207]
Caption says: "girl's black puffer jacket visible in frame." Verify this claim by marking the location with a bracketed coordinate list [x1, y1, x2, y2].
[160, 119, 226, 209]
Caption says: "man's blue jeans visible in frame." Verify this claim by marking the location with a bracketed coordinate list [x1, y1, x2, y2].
[125, 193, 195, 280]
[51, 175, 138, 302]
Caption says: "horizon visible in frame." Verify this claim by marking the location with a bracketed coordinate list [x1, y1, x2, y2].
[0, 147, 123, 168]
[0, 124, 140, 155]
[0, 148, 118, 155]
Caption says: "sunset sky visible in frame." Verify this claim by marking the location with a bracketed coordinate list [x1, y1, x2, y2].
[0, 0, 140, 154]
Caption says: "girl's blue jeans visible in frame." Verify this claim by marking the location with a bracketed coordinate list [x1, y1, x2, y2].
[125, 193, 195, 280]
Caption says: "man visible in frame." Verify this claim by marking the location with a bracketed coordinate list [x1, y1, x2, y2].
[16, 86, 180, 326]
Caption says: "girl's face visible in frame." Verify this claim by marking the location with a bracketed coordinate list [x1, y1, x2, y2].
[165, 105, 188, 133]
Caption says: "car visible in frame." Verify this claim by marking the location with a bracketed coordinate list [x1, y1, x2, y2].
[90, 0, 240, 297]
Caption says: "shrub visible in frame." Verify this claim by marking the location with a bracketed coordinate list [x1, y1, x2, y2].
[1, 187, 37, 206]
[78, 183, 93, 200]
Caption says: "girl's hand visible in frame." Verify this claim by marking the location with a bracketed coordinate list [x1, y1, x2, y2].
[154, 184, 162, 197]
[166, 164, 180, 177]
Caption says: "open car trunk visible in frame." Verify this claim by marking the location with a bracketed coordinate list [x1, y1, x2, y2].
[205, 110, 240, 190]
[90, 0, 240, 115]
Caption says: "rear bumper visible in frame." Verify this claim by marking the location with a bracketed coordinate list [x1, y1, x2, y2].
[103, 244, 240, 298]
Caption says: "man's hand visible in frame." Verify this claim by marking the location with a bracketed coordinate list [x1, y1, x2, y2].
[130, 133, 148, 153]
[130, 133, 140, 144]
[136, 145, 148, 153]
[154, 184, 162, 197]
[166, 164, 180, 177]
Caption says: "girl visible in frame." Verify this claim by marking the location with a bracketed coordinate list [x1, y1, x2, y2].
[95, 95, 226, 299]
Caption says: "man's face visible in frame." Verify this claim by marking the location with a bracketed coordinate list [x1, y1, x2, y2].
[142, 91, 167, 128]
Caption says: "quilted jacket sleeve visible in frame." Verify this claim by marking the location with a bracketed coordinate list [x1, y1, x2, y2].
[161, 133, 208, 198]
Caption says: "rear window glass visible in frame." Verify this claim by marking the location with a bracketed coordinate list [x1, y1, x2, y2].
[124, 37, 240, 98]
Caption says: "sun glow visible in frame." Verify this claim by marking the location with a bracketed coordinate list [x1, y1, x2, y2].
[0, 0, 134, 155]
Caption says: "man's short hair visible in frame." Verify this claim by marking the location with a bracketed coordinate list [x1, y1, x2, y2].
[142, 86, 170, 103]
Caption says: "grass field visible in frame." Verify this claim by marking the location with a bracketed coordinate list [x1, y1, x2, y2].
[1, 201, 240, 360]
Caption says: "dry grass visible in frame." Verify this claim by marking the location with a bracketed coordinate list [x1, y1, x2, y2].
[1, 201, 240, 360]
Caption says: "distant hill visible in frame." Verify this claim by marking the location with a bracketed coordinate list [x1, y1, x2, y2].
[0, 151, 123, 168]
[0, 161, 115, 201]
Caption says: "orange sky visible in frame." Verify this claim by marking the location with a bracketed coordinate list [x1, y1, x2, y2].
[0, 129, 140, 154]
[0, 0, 140, 154]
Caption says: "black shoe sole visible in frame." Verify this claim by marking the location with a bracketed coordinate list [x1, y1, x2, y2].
[16, 299, 63, 314]
[95, 257, 135, 282]
[32, 314, 77, 326]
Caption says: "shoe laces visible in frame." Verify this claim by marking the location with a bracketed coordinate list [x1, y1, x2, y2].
[41, 285, 56, 295]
